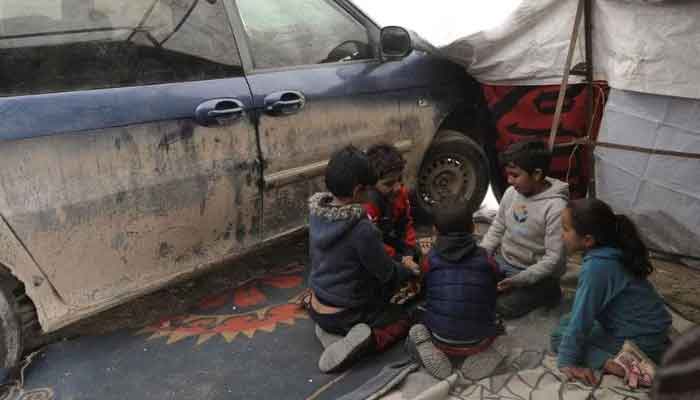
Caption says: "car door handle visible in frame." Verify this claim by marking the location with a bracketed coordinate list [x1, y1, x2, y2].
[208, 107, 243, 117]
[195, 98, 245, 126]
[264, 91, 306, 116]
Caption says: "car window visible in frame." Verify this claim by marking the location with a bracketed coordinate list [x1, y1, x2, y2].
[236, 0, 373, 69]
[0, 0, 243, 97]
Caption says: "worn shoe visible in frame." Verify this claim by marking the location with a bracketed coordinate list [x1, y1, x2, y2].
[612, 341, 656, 389]
[314, 323, 343, 349]
[318, 323, 372, 373]
[407, 324, 452, 380]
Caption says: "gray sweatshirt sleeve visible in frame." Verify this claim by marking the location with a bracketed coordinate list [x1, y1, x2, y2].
[509, 199, 567, 286]
[480, 188, 512, 255]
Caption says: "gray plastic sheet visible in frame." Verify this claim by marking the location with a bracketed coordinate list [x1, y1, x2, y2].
[595, 89, 700, 261]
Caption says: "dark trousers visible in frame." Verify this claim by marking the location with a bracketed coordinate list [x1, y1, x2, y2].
[308, 302, 411, 352]
[495, 255, 562, 319]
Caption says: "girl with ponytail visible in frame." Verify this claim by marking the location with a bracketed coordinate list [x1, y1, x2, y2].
[551, 198, 671, 387]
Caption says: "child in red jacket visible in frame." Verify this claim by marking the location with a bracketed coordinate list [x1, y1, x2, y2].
[364, 143, 420, 273]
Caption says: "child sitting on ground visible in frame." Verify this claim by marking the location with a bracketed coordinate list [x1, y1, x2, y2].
[407, 204, 501, 379]
[480, 140, 568, 319]
[308, 145, 420, 373]
[552, 198, 671, 387]
[364, 143, 420, 273]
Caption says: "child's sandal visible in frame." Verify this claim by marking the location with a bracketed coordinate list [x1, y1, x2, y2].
[612, 341, 656, 389]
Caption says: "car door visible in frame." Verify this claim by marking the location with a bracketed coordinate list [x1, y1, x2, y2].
[0, 0, 261, 310]
[231, 0, 414, 240]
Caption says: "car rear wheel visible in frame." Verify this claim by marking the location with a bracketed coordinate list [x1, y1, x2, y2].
[0, 272, 38, 368]
[416, 130, 490, 217]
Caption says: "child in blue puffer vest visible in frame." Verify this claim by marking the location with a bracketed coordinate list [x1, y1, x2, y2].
[407, 204, 502, 379]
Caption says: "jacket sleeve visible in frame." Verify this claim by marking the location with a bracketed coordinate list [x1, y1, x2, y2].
[364, 202, 380, 224]
[509, 198, 566, 286]
[480, 188, 512, 255]
[354, 221, 412, 287]
[557, 262, 610, 368]
[383, 244, 397, 258]
[487, 254, 502, 281]
[420, 255, 431, 275]
[400, 188, 417, 256]
[364, 201, 401, 259]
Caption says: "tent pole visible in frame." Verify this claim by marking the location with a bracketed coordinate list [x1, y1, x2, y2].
[584, 0, 596, 198]
[547, 0, 584, 152]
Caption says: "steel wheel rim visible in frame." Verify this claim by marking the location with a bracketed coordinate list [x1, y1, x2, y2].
[418, 154, 477, 209]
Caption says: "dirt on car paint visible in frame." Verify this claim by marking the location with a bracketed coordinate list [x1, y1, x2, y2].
[50, 233, 310, 340]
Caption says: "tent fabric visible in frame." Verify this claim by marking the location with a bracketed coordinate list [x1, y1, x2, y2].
[595, 89, 700, 261]
[441, 0, 700, 259]
[442, 0, 700, 100]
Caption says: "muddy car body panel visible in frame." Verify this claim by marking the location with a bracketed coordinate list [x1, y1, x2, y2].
[0, 1, 262, 331]
[245, 55, 468, 239]
[231, 0, 474, 239]
[0, 0, 482, 340]
[0, 113, 261, 331]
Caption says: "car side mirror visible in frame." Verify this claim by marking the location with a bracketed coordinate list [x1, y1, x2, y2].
[380, 26, 412, 61]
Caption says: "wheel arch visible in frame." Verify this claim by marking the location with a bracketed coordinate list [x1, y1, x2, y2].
[0, 216, 69, 334]
[435, 104, 506, 202]
[437, 108, 486, 145]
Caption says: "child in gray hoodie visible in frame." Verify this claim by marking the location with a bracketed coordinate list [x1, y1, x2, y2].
[481, 141, 569, 319]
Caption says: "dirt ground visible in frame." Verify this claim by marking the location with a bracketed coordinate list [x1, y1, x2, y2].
[649, 258, 700, 323]
[50, 227, 700, 345]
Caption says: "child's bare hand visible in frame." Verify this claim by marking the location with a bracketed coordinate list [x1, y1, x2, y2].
[401, 256, 421, 276]
[497, 277, 515, 292]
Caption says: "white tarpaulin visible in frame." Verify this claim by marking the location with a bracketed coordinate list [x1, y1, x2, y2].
[595, 89, 700, 260]
[439, 0, 700, 259]
[442, 0, 700, 100]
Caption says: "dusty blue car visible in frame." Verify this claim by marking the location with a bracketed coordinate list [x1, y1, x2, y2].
[0, 0, 491, 366]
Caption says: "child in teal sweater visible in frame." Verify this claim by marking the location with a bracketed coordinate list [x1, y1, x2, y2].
[551, 198, 671, 386]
